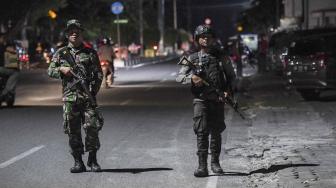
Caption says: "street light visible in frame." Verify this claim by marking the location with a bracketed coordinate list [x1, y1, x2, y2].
[48, 10, 57, 19]
[237, 25, 243, 32]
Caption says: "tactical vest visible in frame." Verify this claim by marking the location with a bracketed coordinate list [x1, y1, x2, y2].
[57, 46, 96, 100]
[189, 51, 227, 100]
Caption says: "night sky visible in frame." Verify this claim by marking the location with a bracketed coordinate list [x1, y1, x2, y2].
[174, 0, 250, 40]
[0, 0, 251, 41]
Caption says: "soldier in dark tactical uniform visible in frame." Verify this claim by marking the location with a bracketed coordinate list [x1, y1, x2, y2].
[176, 25, 236, 177]
[48, 19, 103, 173]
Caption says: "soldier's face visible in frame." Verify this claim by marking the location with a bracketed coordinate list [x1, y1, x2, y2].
[67, 28, 83, 45]
[198, 34, 214, 48]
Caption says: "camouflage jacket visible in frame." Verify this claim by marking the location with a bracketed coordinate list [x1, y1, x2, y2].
[48, 43, 103, 102]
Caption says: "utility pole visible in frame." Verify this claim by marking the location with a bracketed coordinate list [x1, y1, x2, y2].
[173, 0, 178, 51]
[305, 0, 309, 29]
[117, 14, 121, 47]
[187, 0, 192, 33]
[275, 0, 280, 28]
[173, 0, 177, 30]
[139, 0, 144, 56]
[158, 0, 165, 55]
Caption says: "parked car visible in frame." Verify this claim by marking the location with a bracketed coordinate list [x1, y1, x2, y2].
[268, 30, 294, 75]
[268, 28, 336, 76]
[284, 32, 336, 99]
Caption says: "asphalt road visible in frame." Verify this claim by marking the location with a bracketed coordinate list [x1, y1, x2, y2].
[1, 60, 336, 188]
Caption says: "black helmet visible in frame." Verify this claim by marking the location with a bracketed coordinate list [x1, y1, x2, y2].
[194, 24, 215, 41]
[65, 19, 84, 32]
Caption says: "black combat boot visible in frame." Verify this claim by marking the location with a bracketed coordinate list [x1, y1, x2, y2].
[70, 153, 86, 173]
[87, 151, 101, 172]
[194, 153, 208, 177]
[211, 154, 224, 174]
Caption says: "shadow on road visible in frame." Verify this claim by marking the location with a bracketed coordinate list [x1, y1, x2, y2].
[249, 163, 319, 175]
[209, 172, 250, 176]
[297, 90, 336, 102]
[101, 167, 173, 174]
[318, 94, 336, 102]
[210, 163, 319, 177]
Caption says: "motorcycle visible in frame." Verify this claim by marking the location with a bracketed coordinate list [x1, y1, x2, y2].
[100, 60, 114, 88]
[14, 41, 30, 70]
[0, 76, 15, 107]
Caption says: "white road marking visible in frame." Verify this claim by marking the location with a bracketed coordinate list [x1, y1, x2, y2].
[28, 96, 60, 101]
[132, 63, 146, 68]
[0, 145, 45, 169]
[120, 99, 132, 106]
[170, 72, 177, 76]
[160, 78, 168, 82]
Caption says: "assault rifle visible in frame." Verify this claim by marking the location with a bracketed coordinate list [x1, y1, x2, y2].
[60, 49, 97, 107]
[178, 56, 246, 120]
[70, 65, 97, 107]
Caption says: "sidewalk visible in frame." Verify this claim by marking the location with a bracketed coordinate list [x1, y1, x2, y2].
[223, 71, 336, 187]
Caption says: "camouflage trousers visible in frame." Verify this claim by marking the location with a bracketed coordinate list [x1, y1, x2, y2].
[63, 98, 103, 155]
[193, 99, 226, 156]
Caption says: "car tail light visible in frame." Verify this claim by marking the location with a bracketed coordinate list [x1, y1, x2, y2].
[231, 55, 237, 62]
[316, 53, 327, 69]
[282, 57, 289, 69]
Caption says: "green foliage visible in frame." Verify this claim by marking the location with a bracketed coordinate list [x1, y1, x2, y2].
[8, 0, 189, 47]
[238, 0, 279, 33]
[29, 0, 68, 23]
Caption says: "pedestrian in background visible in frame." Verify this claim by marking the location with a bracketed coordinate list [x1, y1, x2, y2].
[97, 37, 115, 88]
[258, 33, 268, 73]
[0, 33, 6, 67]
[233, 35, 244, 78]
[0, 38, 20, 102]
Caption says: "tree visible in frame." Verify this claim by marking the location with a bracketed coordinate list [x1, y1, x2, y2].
[6, 0, 67, 41]
[237, 0, 282, 34]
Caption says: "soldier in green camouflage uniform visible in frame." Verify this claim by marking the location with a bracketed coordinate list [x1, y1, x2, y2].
[48, 19, 103, 173]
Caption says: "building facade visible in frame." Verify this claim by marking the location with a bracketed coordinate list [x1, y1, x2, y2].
[282, 0, 336, 29]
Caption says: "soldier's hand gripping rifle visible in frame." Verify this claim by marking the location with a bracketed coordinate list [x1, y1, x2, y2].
[60, 50, 97, 107]
[69, 64, 97, 107]
[178, 56, 246, 120]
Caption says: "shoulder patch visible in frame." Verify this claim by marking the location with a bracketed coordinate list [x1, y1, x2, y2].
[56, 47, 69, 56]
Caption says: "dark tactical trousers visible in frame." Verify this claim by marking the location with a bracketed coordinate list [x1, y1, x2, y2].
[0, 67, 19, 96]
[193, 99, 226, 156]
[63, 98, 102, 155]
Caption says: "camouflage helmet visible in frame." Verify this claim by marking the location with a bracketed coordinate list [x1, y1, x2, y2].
[194, 24, 215, 41]
[65, 19, 84, 32]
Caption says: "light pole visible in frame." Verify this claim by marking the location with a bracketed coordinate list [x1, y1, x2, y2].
[158, 0, 165, 55]
[117, 14, 121, 47]
[173, 0, 178, 51]
[111, 2, 124, 47]
[139, 0, 144, 56]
